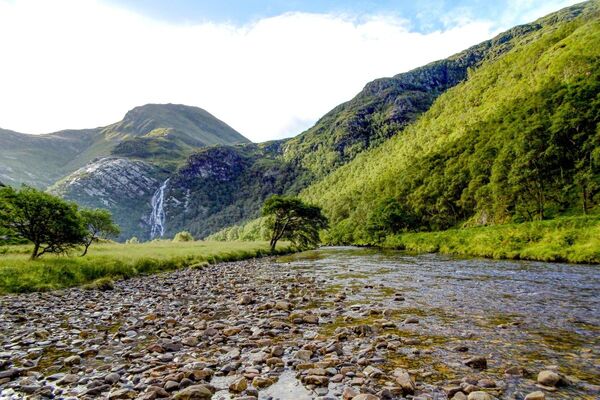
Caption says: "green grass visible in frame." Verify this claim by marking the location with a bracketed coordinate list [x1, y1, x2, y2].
[383, 216, 600, 264]
[0, 240, 291, 295]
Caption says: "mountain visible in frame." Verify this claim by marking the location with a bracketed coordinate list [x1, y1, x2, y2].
[0, 104, 249, 188]
[280, 22, 547, 179]
[300, 0, 600, 243]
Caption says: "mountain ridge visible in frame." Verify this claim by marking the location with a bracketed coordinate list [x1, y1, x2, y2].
[0, 104, 249, 188]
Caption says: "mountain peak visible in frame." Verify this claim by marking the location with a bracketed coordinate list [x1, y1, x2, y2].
[115, 103, 250, 146]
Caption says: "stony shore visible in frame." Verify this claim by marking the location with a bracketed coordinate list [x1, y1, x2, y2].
[0, 256, 597, 399]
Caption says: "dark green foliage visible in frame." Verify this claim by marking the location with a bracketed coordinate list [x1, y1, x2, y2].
[165, 144, 307, 238]
[0, 186, 87, 258]
[366, 198, 418, 242]
[79, 208, 120, 256]
[262, 195, 328, 251]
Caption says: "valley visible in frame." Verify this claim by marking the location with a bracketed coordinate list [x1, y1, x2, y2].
[1, 2, 600, 400]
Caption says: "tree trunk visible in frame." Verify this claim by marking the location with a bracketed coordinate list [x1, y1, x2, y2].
[81, 240, 91, 257]
[582, 185, 589, 215]
[31, 242, 40, 260]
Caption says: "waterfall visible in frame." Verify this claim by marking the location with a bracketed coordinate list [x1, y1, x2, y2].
[149, 178, 170, 239]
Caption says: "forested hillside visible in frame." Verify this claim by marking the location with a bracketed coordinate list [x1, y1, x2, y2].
[301, 1, 600, 243]
[281, 21, 549, 179]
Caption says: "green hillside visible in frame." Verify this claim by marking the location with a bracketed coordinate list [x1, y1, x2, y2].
[0, 104, 249, 188]
[301, 1, 600, 244]
[281, 20, 557, 180]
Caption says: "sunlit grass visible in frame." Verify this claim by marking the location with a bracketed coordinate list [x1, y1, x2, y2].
[384, 216, 600, 264]
[0, 240, 291, 294]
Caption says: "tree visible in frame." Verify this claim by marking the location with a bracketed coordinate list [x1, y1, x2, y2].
[79, 208, 120, 256]
[0, 186, 87, 259]
[366, 198, 418, 242]
[262, 195, 328, 252]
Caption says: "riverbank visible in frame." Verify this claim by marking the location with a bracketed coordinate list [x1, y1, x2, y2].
[1, 249, 597, 399]
[0, 241, 292, 294]
[383, 216, 600, 264]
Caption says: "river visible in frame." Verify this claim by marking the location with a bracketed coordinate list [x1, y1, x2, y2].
[268, 247, 600, 399]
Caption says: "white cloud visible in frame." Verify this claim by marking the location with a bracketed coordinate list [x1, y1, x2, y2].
[0, 0, 568, 141]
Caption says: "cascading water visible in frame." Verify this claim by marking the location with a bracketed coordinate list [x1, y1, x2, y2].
[149, 178, 170, 239]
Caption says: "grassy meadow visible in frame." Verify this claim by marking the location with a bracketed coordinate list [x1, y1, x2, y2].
[0, 240, 291, 295]
[383, 216, 600, 264]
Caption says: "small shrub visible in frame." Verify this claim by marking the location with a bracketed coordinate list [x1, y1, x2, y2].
[83, 277, 115, 291]
[173, 231, 194, 242]
[126, 236, 139, 244]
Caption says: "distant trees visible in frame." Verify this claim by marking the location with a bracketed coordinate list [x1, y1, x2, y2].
[0, 186, 119, 259]
[80, 209, 120, 256]
[262, 195, 328, 252]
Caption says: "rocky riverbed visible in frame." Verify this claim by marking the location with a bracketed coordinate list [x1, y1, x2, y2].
[1, 247, 599, 399]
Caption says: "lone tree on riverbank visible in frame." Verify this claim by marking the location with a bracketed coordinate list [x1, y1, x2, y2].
[0, 186, 87, 259]
[80, 208, 120, 256]
[262, 195, 328, 252]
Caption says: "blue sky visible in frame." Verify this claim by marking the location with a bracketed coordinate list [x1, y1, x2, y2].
[0, 0, 581, 141]
[106, 0, 569, 31]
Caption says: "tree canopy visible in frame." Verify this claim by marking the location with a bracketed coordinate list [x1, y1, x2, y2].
[262, 195, 328, 251]
[80, 208, 120, 256]
[0, 186, 87, 258]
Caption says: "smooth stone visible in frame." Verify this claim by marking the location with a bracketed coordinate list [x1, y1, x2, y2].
[229, 377, 247, 392]
[64, 355, 81, 366]
[467, 392, 496, 400]
[173, 384, 213, 400]
[524, 391, 545, 400]
[537, 370, 561, 387]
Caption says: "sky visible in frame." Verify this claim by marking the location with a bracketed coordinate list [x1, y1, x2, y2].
[0, 0, 582, 142]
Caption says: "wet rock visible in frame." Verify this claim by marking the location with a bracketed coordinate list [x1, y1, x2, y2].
[64, 355, 81, 366]
[303, 375, 329, 386]
[465, 356, 487, 370]
[452, 393, 468, 400]
[363, 365, 383, 378]
[467, 392, 496, 400]
[294, 349, 312, 361]
[108, 388, 138, 399]
[504, 366, 528, 376]
[352, 394, 380, 400]
[104, 372, 121, 384]
[229, 376, 248, 392]
[252, 376, 275, 388]
[343, 386, 359, 399]
[537, 370, 561, 387]
[393, 369, 415, 395]
[164, 380, 180, 391]
[275, 301, 292, 311]
[524, 391, 545, 400]
[238, 295, 254, 305]
[182, 336, 199, 346]
[223, 327, 242, 336]
[173, 384, 213, 399]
